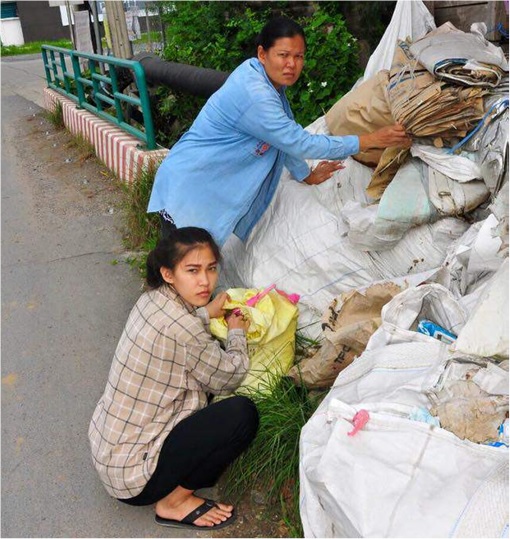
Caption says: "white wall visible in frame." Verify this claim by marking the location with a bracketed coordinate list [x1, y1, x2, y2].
[0, 19, 25, 46]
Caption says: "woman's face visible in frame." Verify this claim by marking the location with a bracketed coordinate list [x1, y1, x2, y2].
[257, 35, 305, 90]
[161, 245, 219, 307]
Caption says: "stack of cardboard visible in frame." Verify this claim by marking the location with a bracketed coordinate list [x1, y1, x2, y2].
[327, 22, 508, 200]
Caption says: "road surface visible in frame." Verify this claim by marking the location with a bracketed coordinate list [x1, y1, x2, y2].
[1, 53, 201, 538]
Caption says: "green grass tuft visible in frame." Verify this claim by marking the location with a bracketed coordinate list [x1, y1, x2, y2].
[65, 133, 95, 160]
[44, 101, 65, 130]
[224, 374, 327, 537]
[121, 161, 161, 252]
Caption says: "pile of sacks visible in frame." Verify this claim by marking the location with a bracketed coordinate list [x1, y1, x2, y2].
[325, 20, 508, 249]
[292, 5, 510, 537]
[220, 4, 509, 532]
[220, 5, 508, 342]
[299, 236, 509, 538]
[326, 21, 507, 179]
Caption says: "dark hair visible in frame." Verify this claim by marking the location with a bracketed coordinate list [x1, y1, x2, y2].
[256, 16, 306, 51]
[146, 227, 221, 289]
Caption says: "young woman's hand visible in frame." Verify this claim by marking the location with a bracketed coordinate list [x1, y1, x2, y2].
[225, 310, 250, 332]
[205, 292, 229, 319]
[358, 124, 412, 151]
[304, 160, 345, 185]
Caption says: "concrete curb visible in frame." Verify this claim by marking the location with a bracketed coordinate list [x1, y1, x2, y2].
[43, 88, 168, 184]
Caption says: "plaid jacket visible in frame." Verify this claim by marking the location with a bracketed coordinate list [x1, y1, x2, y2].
[88, 284, 248, 499]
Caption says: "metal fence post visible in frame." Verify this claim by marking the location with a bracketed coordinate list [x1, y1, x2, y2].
[70, 52, 86, 107]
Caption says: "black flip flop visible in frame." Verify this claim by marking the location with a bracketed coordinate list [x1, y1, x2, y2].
[154, 498, 236, 530]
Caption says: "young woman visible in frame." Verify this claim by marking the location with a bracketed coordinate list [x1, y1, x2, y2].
[148, 16, 411, 245]
[88, 227, 258, 530]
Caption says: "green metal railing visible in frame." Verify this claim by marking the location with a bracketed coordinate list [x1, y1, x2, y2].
[41, 45, 157, 150]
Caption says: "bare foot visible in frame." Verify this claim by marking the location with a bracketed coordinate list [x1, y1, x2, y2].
[155, 490, 233, 527]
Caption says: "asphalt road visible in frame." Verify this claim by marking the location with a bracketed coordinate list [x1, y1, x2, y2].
[0, 54, 200, 538]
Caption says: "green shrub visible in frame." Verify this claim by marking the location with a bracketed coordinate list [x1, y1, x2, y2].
[287, 7, 361, 127]
[154, 1, 362, 148]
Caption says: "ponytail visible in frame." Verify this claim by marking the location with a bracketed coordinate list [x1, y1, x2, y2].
[146, 248, 166, 288]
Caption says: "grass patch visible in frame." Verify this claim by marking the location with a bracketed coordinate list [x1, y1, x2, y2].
[44, 101, 65, 130]
[1, 39, 72, 56]
[224, 374, 327, 537]
[119, 161, 162, 277]
[133, 31, 162, 45]
[295, 330, 322, 359]
[65, 134, 95, 162]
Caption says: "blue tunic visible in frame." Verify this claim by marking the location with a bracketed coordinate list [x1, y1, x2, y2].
[148, 58, 359, 246]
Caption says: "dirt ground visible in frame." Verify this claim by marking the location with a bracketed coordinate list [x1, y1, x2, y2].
[210, 477, 292, 538]
[26, 111, 293, 538]
[23, 112, 124, 230]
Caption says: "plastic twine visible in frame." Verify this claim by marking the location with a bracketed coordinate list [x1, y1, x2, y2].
[447, 98, 509, 154]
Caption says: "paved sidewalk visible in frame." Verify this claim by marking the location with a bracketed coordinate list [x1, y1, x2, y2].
[1, 53, 47, 107]
[0, 54, 202, 538]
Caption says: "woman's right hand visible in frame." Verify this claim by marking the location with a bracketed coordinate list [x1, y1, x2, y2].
[206, 291, 229, 320]
[358, 124, 412, 151]
[226, 310, 250, 332]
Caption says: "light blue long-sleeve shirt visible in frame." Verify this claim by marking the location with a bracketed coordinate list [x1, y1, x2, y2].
[148, 58, 359, 246]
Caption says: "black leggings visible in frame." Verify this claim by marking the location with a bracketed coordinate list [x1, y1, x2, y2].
[120, 396, 259, 506]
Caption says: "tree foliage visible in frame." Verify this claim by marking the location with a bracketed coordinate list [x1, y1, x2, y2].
[153, 1, 394, 148]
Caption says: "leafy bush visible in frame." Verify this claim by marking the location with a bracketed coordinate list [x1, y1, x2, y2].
[286, 8, 360, 127]
[155, 1, 363, 148]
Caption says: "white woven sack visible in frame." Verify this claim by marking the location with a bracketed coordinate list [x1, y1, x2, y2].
[367, 283, 468, 350]
[300, 341, 509, 538]
[454, 258, 509, 359]
[362, 0, 436, 82]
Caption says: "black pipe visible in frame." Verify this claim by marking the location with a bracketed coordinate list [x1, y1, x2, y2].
[131, 52, 231, 98]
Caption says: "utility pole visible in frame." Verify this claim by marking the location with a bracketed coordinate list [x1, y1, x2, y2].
[65, 1, 76, 47]
[104, 0, 132, 59]
[89, 0, 103, 56]
[145, 3, 152, 52]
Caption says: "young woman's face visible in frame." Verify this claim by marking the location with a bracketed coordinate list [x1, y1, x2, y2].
[257, 35, 305, 90]
[161, 245, 219, 307]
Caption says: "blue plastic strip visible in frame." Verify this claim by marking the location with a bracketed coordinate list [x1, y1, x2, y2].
[447, 98, 509, 154]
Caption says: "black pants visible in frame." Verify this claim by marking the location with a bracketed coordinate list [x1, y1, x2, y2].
[120, 396, 259, 506]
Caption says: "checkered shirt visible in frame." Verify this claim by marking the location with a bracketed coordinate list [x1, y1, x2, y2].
[88, 284, 248, 499]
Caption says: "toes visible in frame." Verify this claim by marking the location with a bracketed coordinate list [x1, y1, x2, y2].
[192, 499, 234, 528]
[198, 509, 227, 527]
[215, 502, 233, 512]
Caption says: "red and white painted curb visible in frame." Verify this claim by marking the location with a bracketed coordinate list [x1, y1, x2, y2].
[43, 88, 168, 184]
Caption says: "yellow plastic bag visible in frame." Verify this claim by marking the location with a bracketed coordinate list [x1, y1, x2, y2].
[211, 287, 299, 395]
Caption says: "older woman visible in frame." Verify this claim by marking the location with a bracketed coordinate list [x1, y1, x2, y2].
[148, 16, 410, 245]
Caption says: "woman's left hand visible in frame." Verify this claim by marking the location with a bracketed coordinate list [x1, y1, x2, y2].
[304, 160, 345, 185]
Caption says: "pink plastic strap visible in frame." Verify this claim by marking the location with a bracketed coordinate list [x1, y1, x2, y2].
[275, 288, 300, 305]
[245, 284, 276, 307]
[347, 409, 370, 437]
